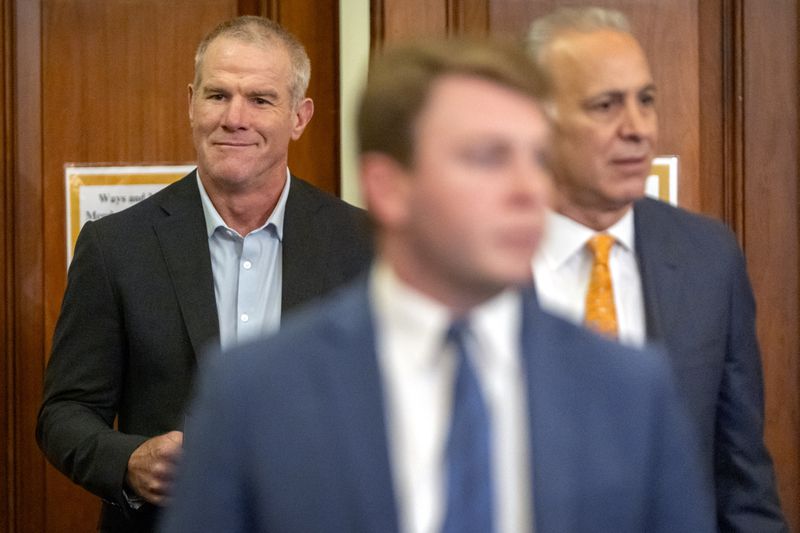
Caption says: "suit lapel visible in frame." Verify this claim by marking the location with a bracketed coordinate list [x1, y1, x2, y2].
[321, 281, 399, 532]
[634, 199, 682, 343]
[153, 172, 220, 356]
[281, 176, 327, 312]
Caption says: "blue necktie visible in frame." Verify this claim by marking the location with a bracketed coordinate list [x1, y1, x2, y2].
[441, 319, 494, 533]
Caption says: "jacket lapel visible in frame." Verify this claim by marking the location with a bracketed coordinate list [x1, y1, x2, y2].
[153, 172, 220, 356]
[281, 176, 327, 312]
[321, 280, 400, 533]
[634, 199, 682, 343]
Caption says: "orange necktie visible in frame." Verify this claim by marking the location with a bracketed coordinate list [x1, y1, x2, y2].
[584, 234, 618, 338]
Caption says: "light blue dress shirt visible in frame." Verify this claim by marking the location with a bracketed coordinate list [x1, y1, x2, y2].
[197, 171, 290, 351]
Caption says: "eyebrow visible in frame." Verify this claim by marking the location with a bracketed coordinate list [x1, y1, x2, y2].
[199, 85, 282, 101]
[584, 83, 658, 102]
[247, 88, 281, 100]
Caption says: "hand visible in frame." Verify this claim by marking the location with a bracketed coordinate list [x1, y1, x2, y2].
[125, 430, 183, 506]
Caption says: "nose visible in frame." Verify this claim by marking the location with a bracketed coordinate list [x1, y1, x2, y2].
[221, 96, 248, 130]
[619, 100, 655, 141]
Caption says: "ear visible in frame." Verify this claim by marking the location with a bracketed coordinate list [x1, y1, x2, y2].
[187, 84, 195, 125]
[360, 152, 412, 230]
[290, 98, 314, 140]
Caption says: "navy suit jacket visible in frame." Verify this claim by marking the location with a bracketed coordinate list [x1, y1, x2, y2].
[162, 279, 716, 533]
[36, 172, 373, 532]
[634, 198, 786, 531]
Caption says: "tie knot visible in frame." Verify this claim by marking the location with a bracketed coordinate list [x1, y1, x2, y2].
[587, 233, 615, 264]
[446, 318, 471, 355]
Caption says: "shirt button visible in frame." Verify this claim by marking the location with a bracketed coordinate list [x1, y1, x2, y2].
[243, 260, 252, 270]
[240, 313, 249, 323]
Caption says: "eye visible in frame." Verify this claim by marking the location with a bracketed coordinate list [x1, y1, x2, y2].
[589, 99, 617, 113]
[639, 92, 656, 106]
[253, 97, 270, 105]
[459, 146, 507, 168]
[207, 93, 226, 101]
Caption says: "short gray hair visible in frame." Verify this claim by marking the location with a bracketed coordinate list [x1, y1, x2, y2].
[526, 7, 631, 66]
[193, 16, 311, 106]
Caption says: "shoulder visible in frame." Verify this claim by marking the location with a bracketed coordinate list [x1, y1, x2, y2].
[85, 171, 199, 234]
[288, 176, 367, 221]
[634, 197, 741, 256]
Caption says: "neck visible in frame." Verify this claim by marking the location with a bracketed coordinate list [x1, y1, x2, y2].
[554, 198, 632, 232]
[379, 239, 502, 315]
[201, 170, 287, 236]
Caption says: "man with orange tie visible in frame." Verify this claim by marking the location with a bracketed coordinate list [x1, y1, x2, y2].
[527, 7, 787, 531]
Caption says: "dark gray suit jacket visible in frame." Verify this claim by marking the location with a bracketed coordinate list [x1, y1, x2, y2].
[161, 280, 716, 533]
[36, 171, 372, 532]
[634, 197, 786, 532]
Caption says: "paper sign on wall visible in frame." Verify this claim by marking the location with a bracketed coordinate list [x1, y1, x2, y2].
[646, 156, 678, 206]
[65, 164, 195, 263]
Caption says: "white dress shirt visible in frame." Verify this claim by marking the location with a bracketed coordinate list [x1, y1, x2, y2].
[533, 209, 646, 347]
[197, 170, 290, 351]
[371, 262, 532, 533]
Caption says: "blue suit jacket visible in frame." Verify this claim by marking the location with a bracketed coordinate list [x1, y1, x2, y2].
[162, 278, 715, 533]
[634, 198, 786, 531]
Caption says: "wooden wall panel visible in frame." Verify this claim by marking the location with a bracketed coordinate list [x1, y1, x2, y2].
[371, 0, 448, 47]
[12, 1, 44, 530]
[742, 1, 799, 529]
[1, 3, 12, 533]
[275, 0, 340, 193]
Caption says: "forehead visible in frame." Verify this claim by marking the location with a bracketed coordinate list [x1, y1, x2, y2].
[416, 74, 548, 138]
[546, 29, 653, 97]
[198, 36, 291, 84]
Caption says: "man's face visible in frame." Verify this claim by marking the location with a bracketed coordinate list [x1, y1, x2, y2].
[188, 37, 312, 191]
[365, 74, 551, 307]
[545, 29, 657, 221]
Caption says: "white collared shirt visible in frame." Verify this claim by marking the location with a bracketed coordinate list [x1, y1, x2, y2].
[371, 262, 532, 533]
[197, 170, 291, 350]
[533, 208, 646, 347]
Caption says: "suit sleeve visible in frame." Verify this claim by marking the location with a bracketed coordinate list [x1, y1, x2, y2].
[36, 221, 148, 507]
[714, 245, 788, 531]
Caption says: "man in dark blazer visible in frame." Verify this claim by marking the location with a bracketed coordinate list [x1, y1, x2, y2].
[527, 8, 787, 531]
[161, 39, 715, 533]
[36, 16, 371, 533]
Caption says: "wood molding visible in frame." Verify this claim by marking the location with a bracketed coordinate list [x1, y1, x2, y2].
[1, 0, 13, 530]
[741, 2, 800, 528]
[721, 0, 745, 242]
[12, 0, 44, 531]
[370, 0, 386, 53]
[446, 0, 489, 36]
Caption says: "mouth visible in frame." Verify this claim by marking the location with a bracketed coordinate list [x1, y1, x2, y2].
[610, 156, 652, 174]
[213, 141, 256, 148]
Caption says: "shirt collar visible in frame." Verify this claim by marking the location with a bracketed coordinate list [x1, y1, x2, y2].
[196, 168, 292, 241]
[536, 208, 636, 269]
[370, 260, 521, 371]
